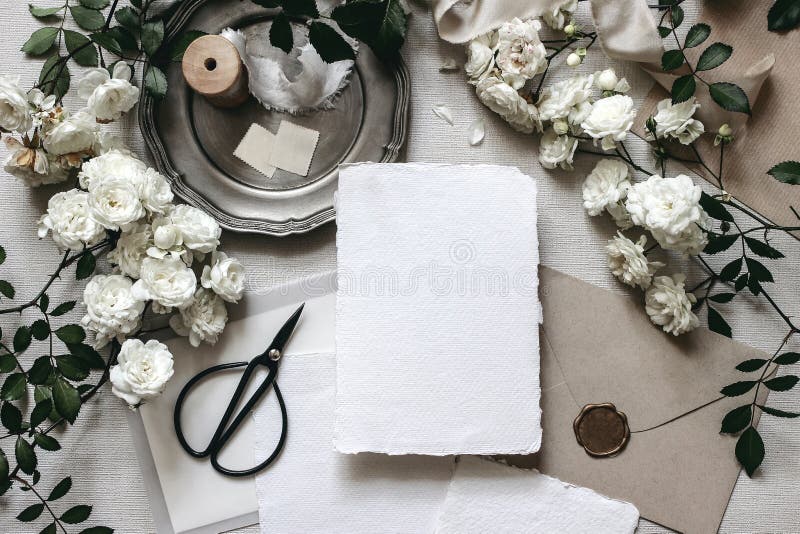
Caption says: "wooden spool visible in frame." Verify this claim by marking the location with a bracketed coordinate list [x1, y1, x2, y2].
[182, 34, 249, 108]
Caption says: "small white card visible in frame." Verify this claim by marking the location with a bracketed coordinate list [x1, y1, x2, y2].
[233, 123, 277, 178]
[254, 353, 454, 534]
[435, 457, 640, 534]
[268, 120, 320, 177]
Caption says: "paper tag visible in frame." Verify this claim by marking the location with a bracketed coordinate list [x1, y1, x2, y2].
[234, 123, 277, 178]
[269, 121, 320, 177]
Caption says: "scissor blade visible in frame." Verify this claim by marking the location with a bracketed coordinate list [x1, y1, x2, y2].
[268, 303, 305, 353]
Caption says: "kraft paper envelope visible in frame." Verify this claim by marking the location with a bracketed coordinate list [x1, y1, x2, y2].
[509, 267, 769, 534]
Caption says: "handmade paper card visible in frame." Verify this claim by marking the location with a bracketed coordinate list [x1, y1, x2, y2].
[435, 457, 639, 534]
[334, 163, 542, 455]
[254, 353, 454, 534]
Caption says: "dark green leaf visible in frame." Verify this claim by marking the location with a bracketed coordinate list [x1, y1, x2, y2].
[269, 11, 293, 53]
[14, 326, 32, 353]
[696, 42, 732, 71]
[169, 29, 206, 61]
[114, 6, 140, 33]
[671, 5, 684, 27]
[39, 54, 71, 98]
[708, 307, 732, 338]
[745, 257, 774, 283]
[22, 27, 60, 55]
[55, 325, 86, 344]
[736, 426, 764, 476]
[0, 449, 7, 481]
[764, 375, 799, 391]
[17, 502, 45, 522]
[661, 49, 684, 71]
[2, 373, 27, 401]
[80, 0, 110, 8]
[775, 352, 800, 365]
[734, 273, 749, 292]
[767, 160, 800, 185]
[0, 280, 15, 300]
[721, 380, 758, 397]
[744, 236, 784, 259]
[30, 399, 53, 429]
[759, 405, 800, 418]
[253, 0, 280, 6]
[67, 343, 105, 369]
[703, 234, 737, 254]
[90, 32, 122, 55]
[0, 479, 12, 496]
[78, 527, 114, 534]
[48, 476, 72, 501]
[106, 26, 138, 52]
[28, 356, 53, 386]
[0, 354, 16, 373]
[141, 19, 165, 56]
[658, 25, 671, 38]
[70, 5, 105, 31]
[1, 402, 23, 432]
[32, 469, 41, 485]
[736, 359, 768, 372]
[31, 319, 50, 341]
[50, 301, 76, 317]
[332, 0, 408, 61]
[15, 436, 37, 474]
[61, 505, 92, 524]
[309, 21, 356, 63]
[768, 0, 800, 31]
[700, 192, 734, 222]
[40, 523, 57, 534]
[0, 245, 5, 265]
[684, 23, 711, 48]
[64, 30, 98, 67]
[76, 252, 96, 280]
[144, 66, 168, 99]
[670, 74, 696, 104]
[709, 82, 751, 115]
[720, 257, 743, 282]
[56, 355, 90, 382]
[33, 432, 60, 451]
[53, 377, 80, 423]
[30, 5, 64, 18]
[39, 294, 49, 313]
[282, 0, 319, 18]
[721, 404, 752, 434]
[709, 292, 735, 303]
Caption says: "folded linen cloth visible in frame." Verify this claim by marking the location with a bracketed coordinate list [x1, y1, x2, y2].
[333, 163, 542, 456]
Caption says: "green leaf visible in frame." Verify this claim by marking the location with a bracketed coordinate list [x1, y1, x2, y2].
[269, 11, 293, 53]
[332, 0, 408, 61]
[670, 74, 696, 104]
[253, 0, 280, 6]
[767, 161, 800, 185]
[78, 527, 114, 534]
[55, 325, 86, 344]
[0, 449, 8, 481]
[106, 26, 138, 52]
[33, 432, 61, 451]
[671, 5, 684, 27]
[775, 352, 800, 365]
[39, 294, 49, 313]
[2, 373, 27, 401]
[64, 30, 99, 67]
[768, 0, 800, 31]
[699, 192, 734, 222]
[309, 21, 356, 63]
[13, 326, 32, 353]
[721, 404, 752, 434]
[28, 356, 54, 386]
[144, 66, 168, 99]
[744, 236, 784, 259]
[53, 377, 80, 423]
[745, 257, 774, 283]
[736, 358, 768, 372]
[67, 343, 105, 369]
[282, 0, 319, 18]
[708, 306, 732, 338]
[50, 301, 76, 317]
[764, 375, 799, 391]
[721, 380, 758, 397]
[734, 273, 749, 292]
[39, 54, 71, 98]
[0, 354, 16, 373]
[0, 280, 15, 300]
[759, 405, 800, 418]
[661, 49, 684, 71]
[0, 245, 5, 265]
[17, 502, 45, 522]
[114, 6, 140, 33]
[736, 426, 764, 476]
[709, 292, 735, 304]
[76, 252, 96, 280]
[29, 4, 63, 18]
[70, 5, 105, 31]
[40, 523, 57, 534]
[30, 399, 53, 429]
[709, 82, 751, 115]
[56, 355, 90, 382]
[658, 25, 671, 38]
[80, 0, 110, 8]
[15, 436, 37, 474]
[169, 29, 206, 61]
[90, 32, 122, 56]
[61, 505, 92, 524]
[1, 402, 23, 432]
[141, 19, 165, 57]
[48, 476, 72, 501]
[703, 234, 737, 254]
[696, 42, 732, 71]
[720, 257, 743, 282]
[22, 27, 60, 55]
[684, 23, 711, 48]
[31, 320, 50, 341]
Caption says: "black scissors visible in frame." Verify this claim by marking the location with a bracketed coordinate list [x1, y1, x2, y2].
[173, 304, 304, 477]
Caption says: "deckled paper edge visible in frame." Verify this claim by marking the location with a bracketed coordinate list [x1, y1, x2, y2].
[233, 123, 277, 178]
[269, 121, 321, 177]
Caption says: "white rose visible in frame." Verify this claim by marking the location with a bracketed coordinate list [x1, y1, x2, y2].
[606, 201, 634, 230]
[465, 32, 497, 83]
[88, 175, 146, 231]
[108, 222, 152, 278]
[201, 251, 245, 303]
[543, 0, 577, 30]
[645, 274, 699, 336]
[625, 174, 710, 255]
[38, 189, 106, 251]
[169, 288, 228, 347]
[167, 204, 221, 254]
[78, 149, 147, 191]
[581, 94, 636, 151]
[648, 97, 705, 145]
[81, 274, 145, 347]
[606, 233, 664, 290]
[538, 129, 577, 170]
[42, 110, 98, 156]
[92, 131, 131, 156]
[27, 88, 57, 128]
[132, 256, 197, 309]
[139, 168, 174, 214]
[495, 18, 547, 87]
[78, 62, 140, 122]
[110, 339, 175, 406]
[4, 137, 69, 187]
[596, 69, 619, 92]
[582, 159, 631, 216]
[537, 73, 594, 122]
[0, 75, 32, 133]
[476, 77, 541, 134]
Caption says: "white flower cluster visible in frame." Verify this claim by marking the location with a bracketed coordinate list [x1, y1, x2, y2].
[646, 97, 705, 146]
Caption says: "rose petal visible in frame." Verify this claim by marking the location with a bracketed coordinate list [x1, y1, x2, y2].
[432, 105, 454, 125]
[467, 118, 485, 146]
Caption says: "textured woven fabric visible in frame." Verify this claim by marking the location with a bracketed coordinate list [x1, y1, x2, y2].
[0, 1, 798, 532]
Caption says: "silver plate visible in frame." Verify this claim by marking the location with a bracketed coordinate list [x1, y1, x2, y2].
[139, 0, 409, 236]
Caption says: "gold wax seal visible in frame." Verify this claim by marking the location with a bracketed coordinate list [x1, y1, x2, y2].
[573, 403, 630, 457]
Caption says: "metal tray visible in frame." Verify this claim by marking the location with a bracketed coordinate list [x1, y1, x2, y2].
[140, 0, 409, 236]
